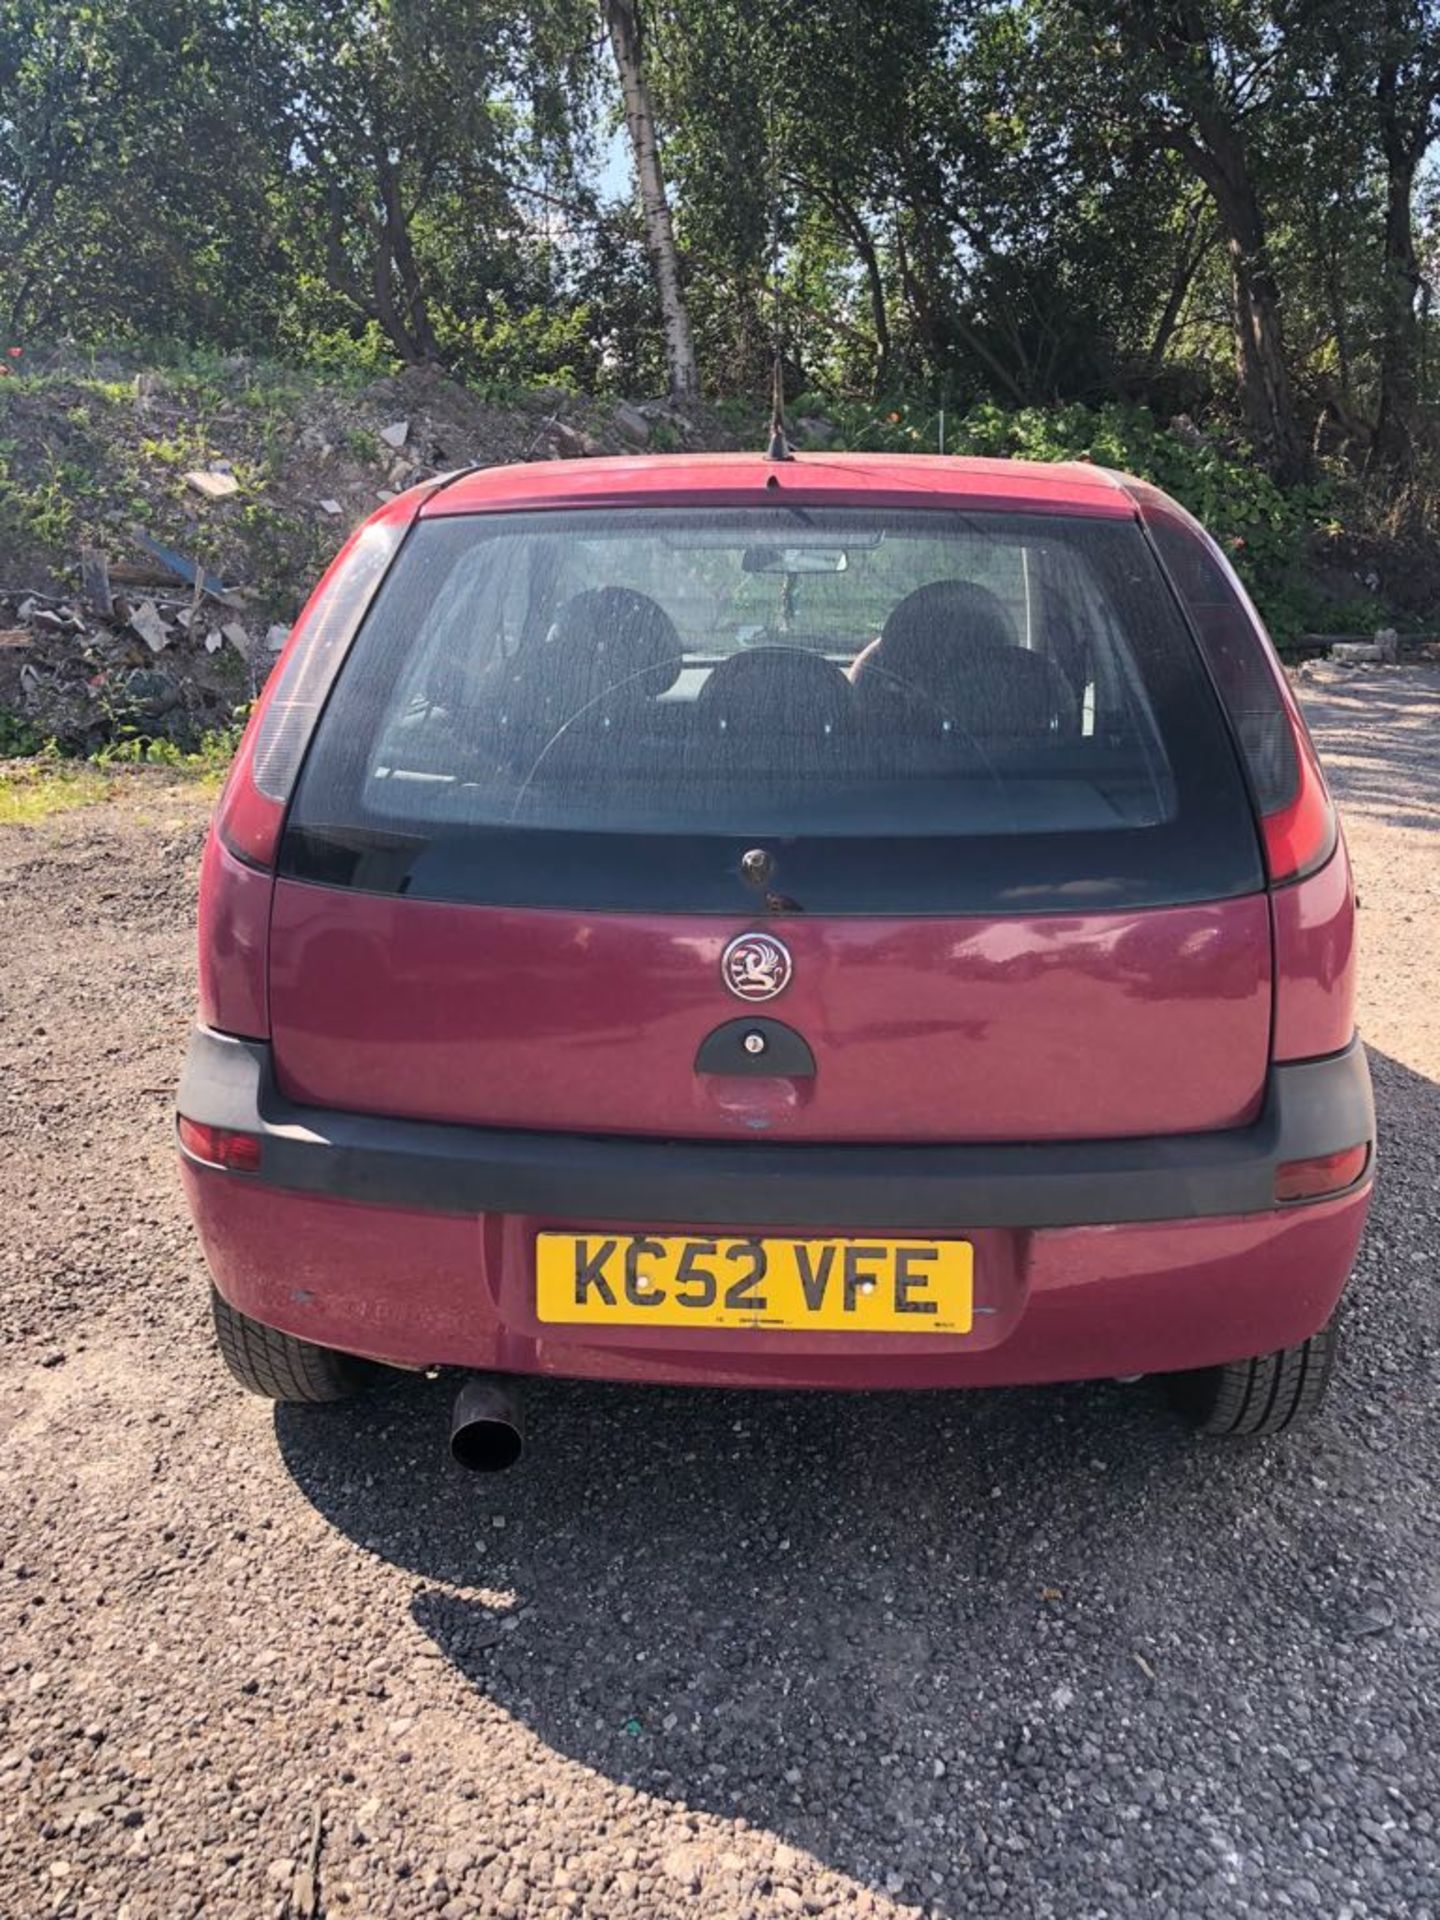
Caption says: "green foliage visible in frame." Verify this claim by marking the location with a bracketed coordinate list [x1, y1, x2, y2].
[0, 716, 244, 824]
[0, 708, 48, 756]
[283, 319, 403, 384]
[814, 393, 1348, 642]
[439, 301, 601, 391]
[91, 718, 244, 775]
[0, 0, 1435, 621]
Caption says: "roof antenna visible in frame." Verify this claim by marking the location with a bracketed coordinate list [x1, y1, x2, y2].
[762, 87, 792, 463]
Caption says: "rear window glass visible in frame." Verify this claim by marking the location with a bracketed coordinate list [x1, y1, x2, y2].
[1146, 510, 1299, 814]
[283, 506, 1262, 913]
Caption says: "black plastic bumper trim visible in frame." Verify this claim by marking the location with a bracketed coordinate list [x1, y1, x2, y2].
[176, 1027, 1374, 1231]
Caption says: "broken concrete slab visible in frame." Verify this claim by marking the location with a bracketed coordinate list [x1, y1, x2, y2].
[612, 400, 651, 445]
[319, 498, 343, 517]
[379, 420, 410, 450]
[549, 420, 602, 457]
[129, 600, 171, 653]
[204, 630, 223, 654]
[264, 624, 289, 653]
[794, 415, 836, 448]
[221, 620, 252, 657]
[184, 469, 241, 501]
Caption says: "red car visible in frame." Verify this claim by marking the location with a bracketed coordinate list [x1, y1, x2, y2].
[178, 452, 1373, 1467]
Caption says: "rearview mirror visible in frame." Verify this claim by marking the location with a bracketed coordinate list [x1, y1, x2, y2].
[742, 546, 849, 574]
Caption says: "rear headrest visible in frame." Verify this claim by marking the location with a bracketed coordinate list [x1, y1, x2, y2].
[695, 646, 853, 733]
[540, 587, 684, 708]
[868, 580, 1017, 685]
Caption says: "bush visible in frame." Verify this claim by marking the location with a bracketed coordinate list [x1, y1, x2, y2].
[810, 395, 1344, 644]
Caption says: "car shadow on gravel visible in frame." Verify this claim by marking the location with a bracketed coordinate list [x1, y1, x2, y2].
[272, 1046, 1433, 1910]
[278, 1369, 1196, 1899]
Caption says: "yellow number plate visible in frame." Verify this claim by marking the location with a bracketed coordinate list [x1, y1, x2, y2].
[535, 1234, 973, 1334]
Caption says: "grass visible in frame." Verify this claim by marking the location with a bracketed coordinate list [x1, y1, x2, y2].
[0, 724, 241, 826]
[0, 758, 107, 825]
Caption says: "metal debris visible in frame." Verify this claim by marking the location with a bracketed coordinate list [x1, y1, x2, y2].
[128, 529, 239, 605]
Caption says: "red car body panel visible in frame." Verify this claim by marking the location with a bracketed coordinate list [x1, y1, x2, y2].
[197, 832, 272, 1039]
[178, 454, 1373, 1398]
[420, 452, 1136, 522]
[1270, 842, 1357, 1060]
[266, 883, 1273, 1142]
[181, 1162, 1368, 1387]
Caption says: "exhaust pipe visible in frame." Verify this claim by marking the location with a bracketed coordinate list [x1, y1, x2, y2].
[449, 1373, 524, 1472]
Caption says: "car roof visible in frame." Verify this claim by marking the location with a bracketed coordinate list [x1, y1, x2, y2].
[420, 451, 1141, 521]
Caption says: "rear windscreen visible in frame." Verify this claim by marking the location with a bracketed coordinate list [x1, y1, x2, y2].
[282, 506, 1263, 913]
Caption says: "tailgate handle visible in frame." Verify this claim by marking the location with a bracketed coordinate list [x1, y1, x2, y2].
[695, 1019, 816, 1078]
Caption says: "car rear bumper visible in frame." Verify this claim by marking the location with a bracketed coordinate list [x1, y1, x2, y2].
[177, 1026, 1374, 1387]
[179, 1027, 1373, 1231]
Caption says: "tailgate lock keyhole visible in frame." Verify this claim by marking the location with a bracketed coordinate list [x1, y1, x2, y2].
[695, 1018, 816, 1078]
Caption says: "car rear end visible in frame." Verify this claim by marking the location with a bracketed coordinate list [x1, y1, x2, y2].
[178, 455, 1371, 1433]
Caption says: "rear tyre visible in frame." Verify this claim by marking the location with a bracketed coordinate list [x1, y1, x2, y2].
[1166, 1319, 1339, 1437]
[211, 1287, 365, 1403]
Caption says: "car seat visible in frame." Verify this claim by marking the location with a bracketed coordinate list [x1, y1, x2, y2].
[533, 586, 684, 722]
[852, 580, 1077, 737]
[694, 646, 854, 737]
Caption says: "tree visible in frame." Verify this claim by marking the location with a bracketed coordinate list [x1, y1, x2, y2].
[0, 0, 289, 342]
[1367, 2, 1440, 468]
[273, 0, 590, 368]
[1055, 1, 1316, 483]
[602, 0, 698, 397]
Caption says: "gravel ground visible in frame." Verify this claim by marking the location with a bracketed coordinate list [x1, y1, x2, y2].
[1, 669, 1437, 1920]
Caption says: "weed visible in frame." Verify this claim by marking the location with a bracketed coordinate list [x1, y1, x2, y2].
[0, 758, 105, 825]
[91, 718, 245, 779]
[0, 709, 48, 755]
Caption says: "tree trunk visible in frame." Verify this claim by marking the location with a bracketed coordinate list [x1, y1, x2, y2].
[377, 156, 440, 365]
[1143, 197, 1209, 380]
[1187, 120, 1308, 485]
[1371, 63, 1424, 472]
[823, 190, 892, 395]
[855, 225, 892, 396]
[602, 0, 698, 400]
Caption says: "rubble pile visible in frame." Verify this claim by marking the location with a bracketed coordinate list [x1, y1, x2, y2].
[0, 353, 737, 751]
[0, 545, 281, 751]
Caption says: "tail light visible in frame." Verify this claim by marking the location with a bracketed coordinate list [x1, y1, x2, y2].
[216, 508, 410, 871]
[1274, 1143, 1369, 1203]
[178, 1117, 264, 1173]
[1252, 710, 1337, 883]
[1144, 504, 1337, 884]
